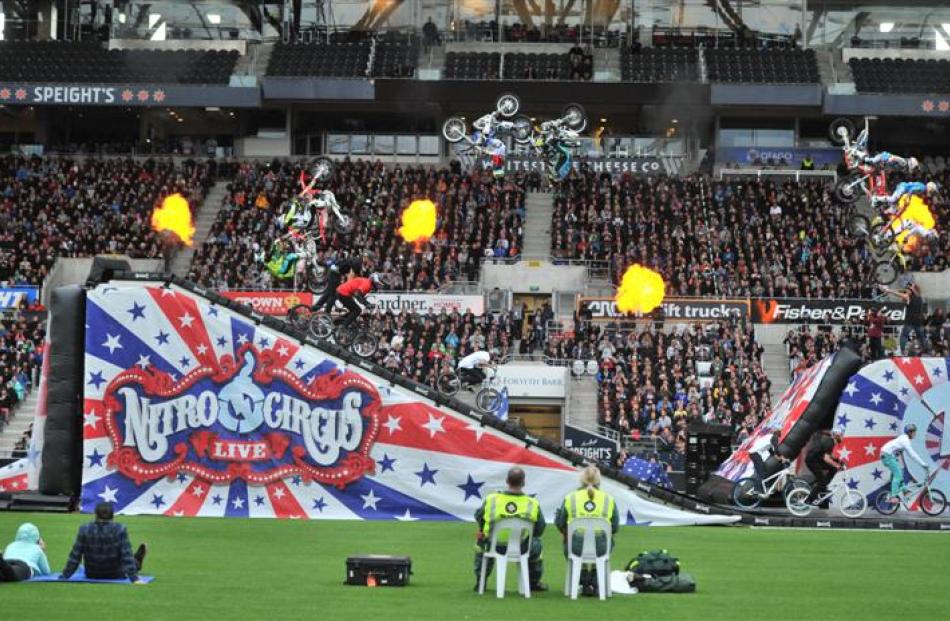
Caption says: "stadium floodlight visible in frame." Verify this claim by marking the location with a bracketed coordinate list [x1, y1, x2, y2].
[118, 13, 127, 24]
[879, 22, 894, 33]
[208, 13, 222, 25]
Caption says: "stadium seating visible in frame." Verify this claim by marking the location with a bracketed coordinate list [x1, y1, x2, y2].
[849, 57, 950, 94]
[371, 40, 421, 78]
[621, 47, 698, 82]
[444, 52, 500, 79]
[267, 41, 371, 78]
[705, 48, 819, 83]
[0, 157, 212, 286]
[187, 160, 525, 290]
[0, 311, 43, 435]
[503, 52, 576, 80]
[0, 41, 238, 84]
[369, 308, 519, 388]
[551, 171, 950, 298]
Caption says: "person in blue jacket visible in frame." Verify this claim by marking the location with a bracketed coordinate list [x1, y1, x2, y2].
[0, 522, 52, 581]
[874, 181, 939, 211]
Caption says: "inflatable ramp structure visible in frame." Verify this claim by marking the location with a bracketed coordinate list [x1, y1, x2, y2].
[69, 274, 737, 526]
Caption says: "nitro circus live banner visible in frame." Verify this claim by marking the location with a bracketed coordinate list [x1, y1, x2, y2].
[83, 282, 734, 524]
[751, 298, 907, 325]
[831, 357, 950, 504]
[221, 291, 485, 317]
[578, 297, 750, 322]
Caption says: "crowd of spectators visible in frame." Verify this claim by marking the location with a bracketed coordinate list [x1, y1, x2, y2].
[188, 159, 525, 290]
[552, 171, 950, 298]
[0, 310, 45, 434]
[552, 318, 770, 458]
[0, 156, 213, 285]
[367, 308, 520, 388]
[568, 43, 594, 80]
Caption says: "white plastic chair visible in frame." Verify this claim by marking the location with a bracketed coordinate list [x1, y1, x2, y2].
[478, 517, 534, 599]
[564, 517, 613, 600]
[585, 360, 599, 376]
[696, 360, 712, 376]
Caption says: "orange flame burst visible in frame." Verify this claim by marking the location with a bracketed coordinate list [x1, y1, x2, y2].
[615, 264, 666, 315]
[398, 199, 437, 248]
[892, 195, 936, 251]
[151, 193, 195, 246]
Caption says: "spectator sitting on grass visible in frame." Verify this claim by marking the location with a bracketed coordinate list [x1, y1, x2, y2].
[61, 502, 147, 583]
[0, 522, 51, 581]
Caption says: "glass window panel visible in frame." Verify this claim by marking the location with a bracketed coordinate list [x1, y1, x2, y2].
[397, 135, 417, 155]
[350, 134, 370, 154]
[374, 135, 395, 155]
[419, 136, 440, 156]
[327, 134, 349, 155]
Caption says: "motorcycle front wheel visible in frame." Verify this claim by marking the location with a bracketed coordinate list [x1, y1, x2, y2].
[442, 116, 467, 143]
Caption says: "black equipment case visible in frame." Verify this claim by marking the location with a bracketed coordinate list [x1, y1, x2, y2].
[345, 555, 412, 586]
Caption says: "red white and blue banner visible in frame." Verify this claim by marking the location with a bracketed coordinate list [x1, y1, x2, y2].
[81, 282, 736, 525]
[831, 357, 950, 506]
[0, 459, 29, 492]
[715, 354, 836, 482]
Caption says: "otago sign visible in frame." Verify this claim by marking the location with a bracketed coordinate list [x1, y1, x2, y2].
[100, 348, 380, 488]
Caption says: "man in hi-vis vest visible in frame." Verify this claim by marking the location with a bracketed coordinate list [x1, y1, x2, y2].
[474, 467, 547, 591]
[555, 465, 619, 597]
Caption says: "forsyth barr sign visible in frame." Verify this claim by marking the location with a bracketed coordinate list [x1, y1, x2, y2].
[101, 348, 380, 488]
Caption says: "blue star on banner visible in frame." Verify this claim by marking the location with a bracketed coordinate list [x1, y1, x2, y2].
[378, 454, 397, 473]
[889, 422, 899, 432]
[258, 337, 270, 348]
[216, 336, 228, 347]
[312, 497, 327, 512]
[846, 478, 859, 490]
[457, 474, 485, 501]
[864, 418, 877, 430]
[88, 371, 105, 389]
[291, 475, 302, 486]
[254, 495, 265, 506]
[151, 494, 165, 509]
[177, 473, 187, 483]
[294, 359, 306, 370]
[179, 356, 190, 368]
[837, 414, 851, 428]
[415, 463, 438, 487]
[883, 370, 895, 382]
[155, 331, 170, 345]
[127, 302, 146, 321]
[933, 367, 943, 377]
[871, 469, 884, 481]
[207, 307, 219, 317]
[212, 494, 223, 505]
[86, 449, 105, 467]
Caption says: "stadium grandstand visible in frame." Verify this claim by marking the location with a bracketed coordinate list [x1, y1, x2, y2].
[0, 1, 949, 615]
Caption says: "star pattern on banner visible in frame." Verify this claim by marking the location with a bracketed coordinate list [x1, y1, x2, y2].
[415, 463, 439, 487]
[378, 454, 397, 473]
[87, 449, 105, 467]
[127, 302, 146, 321]
[457, 474, 485, 501]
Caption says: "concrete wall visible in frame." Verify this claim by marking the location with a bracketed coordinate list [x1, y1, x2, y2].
[911, 270, 950, 304]
[42, 256, 165, 306]
[235, 136, 291, 157]
[480, 259, 588, 294]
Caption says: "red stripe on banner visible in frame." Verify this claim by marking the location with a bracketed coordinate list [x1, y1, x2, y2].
[163, 479, 212, 517]
[0, 473, 28, 491]
[894, 357, 933, 396]
[837, 435, 892, 470]
[377, 403, 573, 471]
[266, 479, 306, 518]
[147, 287, 218, 371]
[270, 337, 300, 369]
[83, 399, 109, 440]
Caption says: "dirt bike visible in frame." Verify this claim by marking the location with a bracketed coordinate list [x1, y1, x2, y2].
[846, 215, 907, 286]
[829, 117, 890, 206]
[442, 92, 524, 146]
[256, 230, 329, 293]
[513, 103, 587, 182]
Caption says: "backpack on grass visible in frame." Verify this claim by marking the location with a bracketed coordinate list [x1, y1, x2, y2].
[626, 549, 680, 577]
[634, 572, 697, 593]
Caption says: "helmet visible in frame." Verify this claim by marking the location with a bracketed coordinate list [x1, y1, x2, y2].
[907, 157, 919, 172]
[369, 272, 384, 287]
[904, 423, 917, 434]
[926, 181, 939, 195]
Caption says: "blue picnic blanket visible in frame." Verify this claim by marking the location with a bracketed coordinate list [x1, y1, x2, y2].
[29, 568, 154, 584]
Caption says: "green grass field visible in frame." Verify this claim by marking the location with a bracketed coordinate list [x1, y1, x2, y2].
[1, 513, 948, 620]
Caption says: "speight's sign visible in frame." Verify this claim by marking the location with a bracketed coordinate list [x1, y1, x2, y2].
[578, 296, 750, 321]
[0, 83, 261, 107]
[101, 348, 380, 487]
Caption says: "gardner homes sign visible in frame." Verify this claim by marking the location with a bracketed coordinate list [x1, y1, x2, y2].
[578, 296, 750, 321]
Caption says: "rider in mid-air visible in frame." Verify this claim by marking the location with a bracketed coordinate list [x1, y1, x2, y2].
[470, 112, 508, 178]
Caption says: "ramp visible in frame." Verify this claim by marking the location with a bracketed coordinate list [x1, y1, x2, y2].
[75, 273, 737, 526]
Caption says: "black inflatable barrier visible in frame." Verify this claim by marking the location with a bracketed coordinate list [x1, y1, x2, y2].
[698, 347, 864, 505]
[39, 286, 86, 496]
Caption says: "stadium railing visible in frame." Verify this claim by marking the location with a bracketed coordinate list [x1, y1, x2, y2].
[717, 168, 837, 182]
